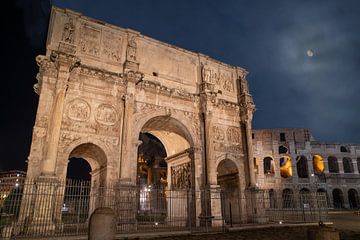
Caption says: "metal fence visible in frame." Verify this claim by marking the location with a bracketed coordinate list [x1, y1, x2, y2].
[0, 179, 328, 239]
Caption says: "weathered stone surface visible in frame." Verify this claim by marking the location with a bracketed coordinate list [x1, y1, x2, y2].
[25, 6, 257, 229]
[88, 207, 116, 240]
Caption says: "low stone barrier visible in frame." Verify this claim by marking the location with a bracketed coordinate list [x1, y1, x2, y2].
[88, 207, 116, 240]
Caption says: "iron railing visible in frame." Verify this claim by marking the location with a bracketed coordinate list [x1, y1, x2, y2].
[0, 179, 328, 239]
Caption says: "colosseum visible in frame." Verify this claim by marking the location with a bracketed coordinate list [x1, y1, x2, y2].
[252, 128, 360, 209]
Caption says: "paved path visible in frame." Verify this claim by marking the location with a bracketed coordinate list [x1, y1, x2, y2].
[142, 214, 360, 240]
[328, 210, 360, 240]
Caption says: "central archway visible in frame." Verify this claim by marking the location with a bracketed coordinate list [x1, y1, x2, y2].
[136, 115, 195, 226]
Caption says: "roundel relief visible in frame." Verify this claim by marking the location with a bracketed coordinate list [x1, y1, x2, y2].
[67, 99, 91, 121]
[95, 104, 118, 125]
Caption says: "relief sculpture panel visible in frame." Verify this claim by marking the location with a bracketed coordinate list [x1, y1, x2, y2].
[171, 162, 191, 189]
[227, 127, 241, 143]
[201, 65, 235, 94]
[66, 99, 91, 121]
[95, 104, 118, 126]
[101, 30, 122, 62]
[79, 24, 101, 57]
[213, 125, 242, 153]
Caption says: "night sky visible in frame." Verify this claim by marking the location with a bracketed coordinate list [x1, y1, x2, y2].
[2, 0, 360, 171]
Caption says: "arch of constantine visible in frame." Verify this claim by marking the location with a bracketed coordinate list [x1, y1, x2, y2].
[22, 7, 258, 232]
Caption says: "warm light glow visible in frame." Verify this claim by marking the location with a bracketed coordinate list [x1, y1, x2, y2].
[313, 155, 325, 173]
[280, 156, 293, 178]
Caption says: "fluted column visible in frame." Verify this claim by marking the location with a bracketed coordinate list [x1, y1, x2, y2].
[119, 71, 143, 184]
[244, 118, 256, 188]
[41, 52, 80, 175]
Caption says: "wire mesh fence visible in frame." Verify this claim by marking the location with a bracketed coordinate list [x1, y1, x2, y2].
[0, 179, 328, 239]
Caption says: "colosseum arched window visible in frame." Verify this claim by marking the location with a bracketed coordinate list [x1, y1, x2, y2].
[328, 156, 339, 173]
[343, 157, 354, 173]
[296, 156, 308, 178]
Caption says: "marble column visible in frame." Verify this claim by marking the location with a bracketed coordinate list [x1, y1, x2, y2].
[41, 53, 80, 175]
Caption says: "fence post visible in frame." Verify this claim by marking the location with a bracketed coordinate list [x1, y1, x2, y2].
[88, 207, 116, 240]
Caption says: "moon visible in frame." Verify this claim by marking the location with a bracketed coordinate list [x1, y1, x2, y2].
[307, 49, 314, 57]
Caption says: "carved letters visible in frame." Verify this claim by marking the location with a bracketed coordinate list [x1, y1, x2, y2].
[95, 104, 118, 125]
[67, 99, 91, 121]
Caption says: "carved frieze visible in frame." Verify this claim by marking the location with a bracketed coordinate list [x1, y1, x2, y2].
[95, 104, 118, 125]
[60, 131, 81, 147]
[97, 136, 119, 148]
[80, 24, 101, 57]
[79, 65, 125, 85]
[171, 162, 191, 189]
[66, 99, 91, 121]
[214, 142, 242, 153]
[102, 30, 122, 62]
[134, 102, 165, 115]
[137, 80, 197, 102]
[227, 127, 241, 143]
[201, 64, 235, 93]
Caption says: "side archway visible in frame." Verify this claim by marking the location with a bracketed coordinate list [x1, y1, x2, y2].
[216, 159, 241, 224]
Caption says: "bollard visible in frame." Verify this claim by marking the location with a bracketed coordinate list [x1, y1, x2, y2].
[307, 226, 340, 240]
[88, 207, 116, 240]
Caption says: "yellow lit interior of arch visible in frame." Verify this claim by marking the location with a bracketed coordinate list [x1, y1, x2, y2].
[280, 156, 293, 178]
[313, 155, 325, 173]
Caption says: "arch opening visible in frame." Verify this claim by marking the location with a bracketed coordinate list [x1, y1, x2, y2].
[296, 156, 309, 178]
[299, 188, 310, 207]
[282, 188, 294, 208]
[317, 188, 329, 207]
[348, 189, 359, 209]
[312, 155, 325, 174]
[280, 156, 292, 178]
[263, 157, 275, 175]
[217, 159, 240, 224]
[62, 143, 108, 224]
[332, 189, 344, 208]
[136, 116, 194, 223]
[328, 156, 339, 173]
[343, 157, 354, 173]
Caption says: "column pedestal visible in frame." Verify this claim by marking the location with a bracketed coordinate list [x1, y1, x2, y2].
[27, 175, 59, 235]
[245, 188, 268, 223]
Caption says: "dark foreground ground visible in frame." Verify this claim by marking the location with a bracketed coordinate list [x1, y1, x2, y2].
[143, 211, 360, 240]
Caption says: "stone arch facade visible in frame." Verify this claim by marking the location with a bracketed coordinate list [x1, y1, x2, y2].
[23, 7, 258, 229]
[56, 139, 113, 185]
